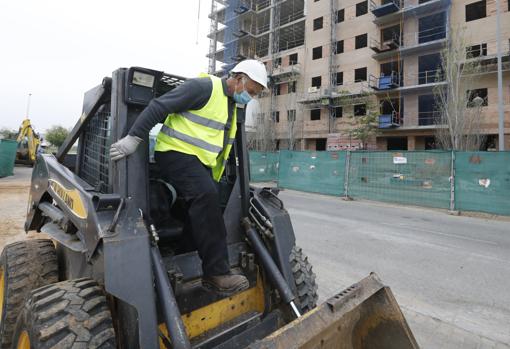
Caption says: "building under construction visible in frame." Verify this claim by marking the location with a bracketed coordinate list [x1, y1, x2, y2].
[208, 0, 510, 151]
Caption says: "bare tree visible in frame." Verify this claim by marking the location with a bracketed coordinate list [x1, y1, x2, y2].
[434, 26, 486, 151]
[248, 112, 277, 151]
[287, 109, 298, 150]
[246, 99, 277, 151]
[249, 107, 298, 151]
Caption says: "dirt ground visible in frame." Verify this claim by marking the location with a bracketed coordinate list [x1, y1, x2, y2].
[0, 166, 41, 251]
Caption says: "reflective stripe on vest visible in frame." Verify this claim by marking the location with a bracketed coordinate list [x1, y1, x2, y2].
[155, 74, 237, 180]
[159, 125, 223, 153]
[180, 111, 225, 131]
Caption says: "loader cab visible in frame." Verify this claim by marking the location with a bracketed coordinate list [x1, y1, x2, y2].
[56, 66, 255, 298]
[61, 67, 241, 248]
[44, 67, 295, 347]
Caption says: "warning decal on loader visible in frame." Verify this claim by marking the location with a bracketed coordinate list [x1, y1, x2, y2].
[49, 179, 87, 219]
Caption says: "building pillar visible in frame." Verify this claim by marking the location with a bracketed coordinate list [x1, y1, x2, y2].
[376, 137, 387, 150]
[299, 139, 306, 151]
[502, 134, 510, 151]
[407, 136, 416, 150]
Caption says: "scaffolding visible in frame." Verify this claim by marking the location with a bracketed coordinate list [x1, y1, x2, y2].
[208, 0, 219, 74]
[268, 0, 281, 151]
[298, 81, 374, 110]
[208, 0, 305, 76]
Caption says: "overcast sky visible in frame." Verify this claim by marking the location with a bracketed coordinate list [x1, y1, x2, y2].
[0, 0, 213, 132]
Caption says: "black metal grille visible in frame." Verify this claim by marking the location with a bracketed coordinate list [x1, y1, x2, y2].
[80, 103, 111, 193]
[156, 73, 186, 97]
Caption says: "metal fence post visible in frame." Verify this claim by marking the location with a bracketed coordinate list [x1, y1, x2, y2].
[449, 150, 456, 213]
[276, 150, 280, 184]
[343, 150, 351, 199]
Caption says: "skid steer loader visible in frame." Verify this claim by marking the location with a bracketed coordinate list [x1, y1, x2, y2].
[0, 67, 419, 349]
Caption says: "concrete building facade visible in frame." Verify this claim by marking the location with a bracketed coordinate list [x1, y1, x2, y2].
[208, 0, 510, 151]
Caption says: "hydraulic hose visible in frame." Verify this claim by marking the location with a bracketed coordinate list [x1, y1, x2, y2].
[242, 218, 301, 318]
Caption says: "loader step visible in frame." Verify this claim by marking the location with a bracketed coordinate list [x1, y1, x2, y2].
[191, 311, 281, 349]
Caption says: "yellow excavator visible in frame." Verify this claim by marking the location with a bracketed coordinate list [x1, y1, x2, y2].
[15, 119, 41, 166]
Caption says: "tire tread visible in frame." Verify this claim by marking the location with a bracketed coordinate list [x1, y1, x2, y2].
[289, 246, 319, 314]
[13, 278, 116, 348]
[0, 239, 58, 349]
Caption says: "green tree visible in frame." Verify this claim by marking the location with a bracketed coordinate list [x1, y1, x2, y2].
[336, 91, 380, 150]
[347, 112, 379, 150]
[0, 128, 18, 140]
[45, 126, 69, 148]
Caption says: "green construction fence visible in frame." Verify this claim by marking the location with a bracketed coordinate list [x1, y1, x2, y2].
[0, 139, 18, 177]
[454, 152, 510, 216]
[249, 151, 279, 182]
[346, 151, 452, 209]
[249, 150, 510, 216]
[273, 150, 346, 196]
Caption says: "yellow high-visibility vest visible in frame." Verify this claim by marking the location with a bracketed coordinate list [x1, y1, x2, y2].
[155, 74, 237, 181]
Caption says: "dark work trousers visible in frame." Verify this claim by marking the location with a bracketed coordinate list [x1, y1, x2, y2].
[155, 150, 230, 277]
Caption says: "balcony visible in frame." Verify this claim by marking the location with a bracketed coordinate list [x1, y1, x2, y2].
[209, 25, 257, 44]
[212, 1, 256, 25]
[207, 44, 256, 65]
[232, 29, 249, 38]
[298, 81, 372, 105]
[370, 36, 400, 56]
[464, 50, 510, 75]
[370, 26, 447, 60]
[378, 112, 402, 128]
[234, 4, 251, 14]
[372, 0, 451, 26]
[269, 64, 301, 82]
[297, 87, 330, 104]
[298, 83, 372, 105]
[399, 26, 447, 56]
[371, 69, 446, 95]
[417, 69, 444, 85]
[402, 69, 447, 94]
[222, 32, 257, 49]
[418, 111, 443, 126]
[369, 72, 401, 90]
[370, 0, 401, 18]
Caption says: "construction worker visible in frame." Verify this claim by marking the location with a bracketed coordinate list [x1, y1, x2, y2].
[110, 60, 268, 295]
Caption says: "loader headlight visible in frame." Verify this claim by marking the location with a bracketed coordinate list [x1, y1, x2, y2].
[132, 71, 155, 88]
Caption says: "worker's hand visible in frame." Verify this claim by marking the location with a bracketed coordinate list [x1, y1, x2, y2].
[109, 135, 142, 161]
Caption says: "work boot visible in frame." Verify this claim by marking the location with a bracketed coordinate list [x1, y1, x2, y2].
[202, 273, 249, 296]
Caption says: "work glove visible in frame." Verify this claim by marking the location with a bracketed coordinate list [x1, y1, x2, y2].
[109, 135, 142, 161]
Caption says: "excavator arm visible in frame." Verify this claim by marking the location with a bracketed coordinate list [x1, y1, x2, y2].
[16, 119, 40, 165]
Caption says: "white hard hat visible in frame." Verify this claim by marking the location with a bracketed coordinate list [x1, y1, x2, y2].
[231, 59, 268, 89]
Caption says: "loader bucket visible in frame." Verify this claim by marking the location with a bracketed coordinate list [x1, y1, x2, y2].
[249, 273, 419, 349]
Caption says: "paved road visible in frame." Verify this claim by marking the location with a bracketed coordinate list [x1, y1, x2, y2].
[277, 188, 510, 349]
[3, 169, 509, 347]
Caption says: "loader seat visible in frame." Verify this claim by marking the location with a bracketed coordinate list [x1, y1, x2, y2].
[149, 178, 184, 241]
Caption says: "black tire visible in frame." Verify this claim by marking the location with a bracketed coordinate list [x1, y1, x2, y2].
[0, 239, 58, 349]
[12, 278, 117, 348]
[290, 246, 318, 314]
